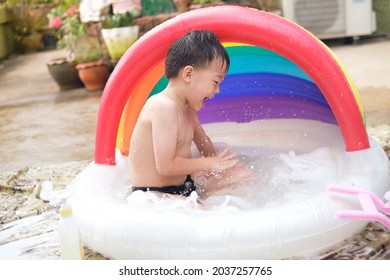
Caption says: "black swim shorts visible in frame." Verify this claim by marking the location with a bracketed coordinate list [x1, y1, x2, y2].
[132, 175, 196, 197]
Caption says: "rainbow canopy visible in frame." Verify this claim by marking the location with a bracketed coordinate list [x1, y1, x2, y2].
[95, 6, 369, 165]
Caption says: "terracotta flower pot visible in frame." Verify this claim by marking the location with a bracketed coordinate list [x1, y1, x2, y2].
[76, 61, 109, 91]
[47, 57, 84, 91]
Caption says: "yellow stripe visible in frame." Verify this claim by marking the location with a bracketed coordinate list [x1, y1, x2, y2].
[223, 42, 250, 47]
[316, 39, 366, 124]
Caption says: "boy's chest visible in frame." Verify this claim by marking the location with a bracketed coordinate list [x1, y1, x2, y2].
[176, 110, 195, 145]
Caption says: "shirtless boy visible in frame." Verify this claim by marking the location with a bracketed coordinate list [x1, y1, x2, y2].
[129, 30, 251, 198]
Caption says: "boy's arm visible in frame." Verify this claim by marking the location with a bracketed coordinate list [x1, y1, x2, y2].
[151, 104, 236, 176]
[193, 113, 215, 157]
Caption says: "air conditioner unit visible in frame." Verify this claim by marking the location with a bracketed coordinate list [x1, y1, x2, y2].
[281, 0, 377, 39]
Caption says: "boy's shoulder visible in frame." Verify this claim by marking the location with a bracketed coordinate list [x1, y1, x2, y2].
[145, 92, 176, 110]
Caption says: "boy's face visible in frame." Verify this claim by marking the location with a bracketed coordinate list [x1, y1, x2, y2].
[188, 59, 227, 112]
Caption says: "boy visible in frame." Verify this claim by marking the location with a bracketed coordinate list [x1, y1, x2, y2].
[129, 30, 251, 198]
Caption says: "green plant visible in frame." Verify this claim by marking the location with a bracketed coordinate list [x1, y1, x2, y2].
[191, 0, 220, 5]
[101, 11, 133, 29]
[47, 0, 107, 63]
[2, 0, 56, 6]
[256, 0, 280, 12]
[47, 3, 84, 48]
[33, 0, 57, 3]
[3, 0, 27, 5]
[73, 35, 108, 64]
[8, 1, 47, 42]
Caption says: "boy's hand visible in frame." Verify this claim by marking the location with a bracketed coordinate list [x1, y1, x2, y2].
[206, 147, 238, 171]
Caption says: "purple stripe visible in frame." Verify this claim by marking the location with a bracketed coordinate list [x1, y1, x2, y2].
[198, 95, 337, 124]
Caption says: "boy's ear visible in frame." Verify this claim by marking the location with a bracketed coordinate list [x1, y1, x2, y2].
[182, 66, 193, 82]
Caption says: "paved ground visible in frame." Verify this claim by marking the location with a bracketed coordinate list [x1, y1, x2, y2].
[0, 36, 389, 173]
[330, 36, 390, 127]
[0, 49, 101, 172]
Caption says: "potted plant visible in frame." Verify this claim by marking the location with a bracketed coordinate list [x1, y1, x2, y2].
[48, 1, 84, 61]
[47, 0, 110, 91]
[7, 0, 47, 53]
[46, 1, 84, 91]
[101, 11, 139, 62]
[74, 34, 110, 91]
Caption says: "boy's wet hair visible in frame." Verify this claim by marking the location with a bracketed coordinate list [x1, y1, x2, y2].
[165, 30, 230, 79]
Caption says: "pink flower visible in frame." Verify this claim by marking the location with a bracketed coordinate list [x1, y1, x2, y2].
[49, 16, 62, 28]
[66, 6, 77, 16]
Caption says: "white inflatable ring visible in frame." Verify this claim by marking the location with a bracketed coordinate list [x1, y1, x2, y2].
[70, 120, 390, 259]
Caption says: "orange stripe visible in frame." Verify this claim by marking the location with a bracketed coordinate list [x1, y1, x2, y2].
[117, 61, 165, 155]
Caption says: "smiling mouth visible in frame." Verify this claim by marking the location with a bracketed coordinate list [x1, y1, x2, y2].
[202, 96, 215, 107]
[203, 97, 210, 105]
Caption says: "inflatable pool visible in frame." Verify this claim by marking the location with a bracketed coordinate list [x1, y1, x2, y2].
[68, 6, 390, 259]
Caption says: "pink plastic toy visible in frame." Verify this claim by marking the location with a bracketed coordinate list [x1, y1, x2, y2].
[328, 185, 390, 230]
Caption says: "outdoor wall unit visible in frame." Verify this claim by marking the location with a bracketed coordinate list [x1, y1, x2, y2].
[281, 0, 377, 39]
